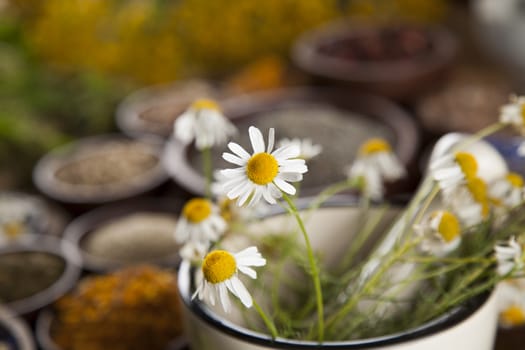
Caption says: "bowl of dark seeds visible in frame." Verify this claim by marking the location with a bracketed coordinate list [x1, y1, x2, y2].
[0, 235, 81, 316]
[33, 134, 168, 206]
[292, 21, 458, 100]
[164, 87, 419, 198]
[63, 198, 182, 272]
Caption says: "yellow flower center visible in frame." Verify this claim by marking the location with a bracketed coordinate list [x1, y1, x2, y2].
[202, 250, 237, 284]
[246, 152, 278, 185]
[359, 138, 391, 156]
[520, 104, 525, 125]
[183, 198, 212, 223]
[3, 221, 24, 239]
[507, 172, 524, 188]
[191, 98, 220, 111]
[454, 152, 478, 179]
[501, 305, 525, 326]
[466, 177, 489, 218]
[437, 211, 460, 242]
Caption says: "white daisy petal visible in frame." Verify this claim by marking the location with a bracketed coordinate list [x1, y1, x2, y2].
[248, 186, 263, 207]
[237, 265, 257, 279]
[230, 276, 253, 308]
[238, 185, 255, 206]
[274, 177, 296, 195]
[272, 144, 300, 160]
[267, 128, 275, 153]
[227, 181, 253, 199]
[228, 142, 251, 160]
[279, 172, 303, 182]
[262, 189, 277, 204]
[249, 126, 265, 153]
[235, 246, 258, 257]
[221, 168, 246, 178]
[222, 152, 243, 166]
[266, 183, 281, 199]
[219, 284, 231, 312]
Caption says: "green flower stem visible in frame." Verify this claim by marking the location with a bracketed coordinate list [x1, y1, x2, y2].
[400, 256, 494, 264]
[451, 122, 506, 152]
[325, 237, 417, 336]
[202, 146, 213, 198]
[307, 178, 360, 215]
[282, 192, 324, 342]
[429, 272, 502, 322]
[253, 299, 279, 339]
[340, 200, 383, 271]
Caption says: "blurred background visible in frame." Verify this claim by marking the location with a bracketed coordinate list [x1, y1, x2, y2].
[1, 0, 515, 191]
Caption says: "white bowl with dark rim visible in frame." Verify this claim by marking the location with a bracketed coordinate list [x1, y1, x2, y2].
[163, 87, 420, 198]
[63, 197, 183, 273]
[33, 134, 169, 206]
[0, 235, 81, 317]
[178, 197, 498, 350]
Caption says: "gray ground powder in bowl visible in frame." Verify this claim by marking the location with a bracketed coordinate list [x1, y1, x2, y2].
[82, 213, 179, 264]
[0, 252, 65, 303]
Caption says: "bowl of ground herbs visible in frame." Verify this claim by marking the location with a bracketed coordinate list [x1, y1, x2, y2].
[0, 235, 81, 316]
[37, 265, 184, 350]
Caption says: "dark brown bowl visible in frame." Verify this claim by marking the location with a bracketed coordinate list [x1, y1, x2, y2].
[33, 134, 169, 209]
[291, 21, 458, 100]
[163, 86, 420, 198]
[63, 197, 183, 273]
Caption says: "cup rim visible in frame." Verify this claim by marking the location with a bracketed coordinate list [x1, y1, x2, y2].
[178, 200, 492, 348]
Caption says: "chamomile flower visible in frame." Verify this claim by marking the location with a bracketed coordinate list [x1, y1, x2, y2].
[0, 197, 33, 244]
[193, 246, 266, 312]
[430, 152, 478, 191]
[500, 95, 525, 134]
[220, 126, 308, 206]
[346, 138, 405, 201]
[174, 198, 227, 244]
[489, 172, 525, 209]
[173, 98, 237, 150]
[212, 170, 270, 221]
[180, 240, 210, 263]
[444, 176, 490, 227]
[498, 280, 525, 327]
[415, 210, 461, 257]
[495, 237, 524, 276]
[278, 138, 322, 160]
